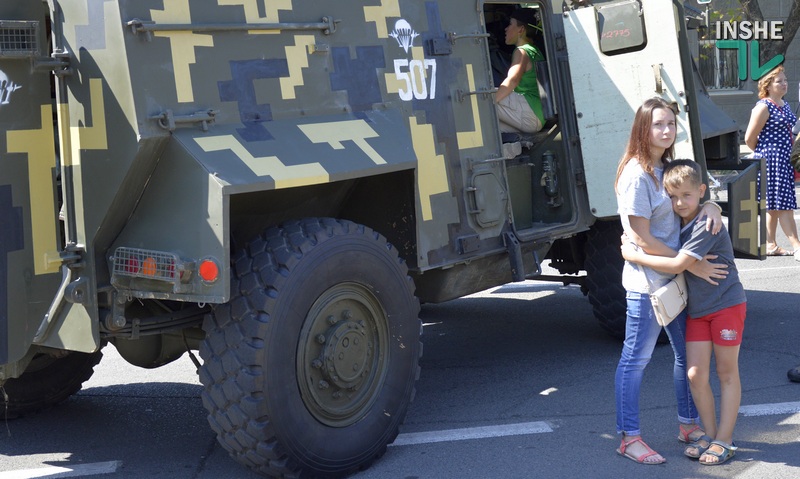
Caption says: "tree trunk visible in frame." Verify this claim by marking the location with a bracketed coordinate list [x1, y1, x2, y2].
[739, 0, 800, 61]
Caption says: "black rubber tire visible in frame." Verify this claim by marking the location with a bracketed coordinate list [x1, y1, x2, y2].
[199, 218, 422, 478]
[584, 221, 628, 339]
[2, 349, 103, 418]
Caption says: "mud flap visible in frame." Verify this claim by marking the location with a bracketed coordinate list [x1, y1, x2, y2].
[724, 159, 765, 259]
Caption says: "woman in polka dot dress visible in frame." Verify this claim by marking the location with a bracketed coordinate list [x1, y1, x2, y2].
[745, 65, 800, 260]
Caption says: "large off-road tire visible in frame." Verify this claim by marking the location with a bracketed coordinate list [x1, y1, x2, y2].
[584, 221, 627, 339]
[2, 349, 103, 418]
[199, 218, 422, 478]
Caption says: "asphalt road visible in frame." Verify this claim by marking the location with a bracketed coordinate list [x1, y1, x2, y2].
[1, 214, 799, 479]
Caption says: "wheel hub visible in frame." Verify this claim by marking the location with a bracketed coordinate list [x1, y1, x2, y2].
[322, 319, 371, 389]
[297, 283, 388, 427]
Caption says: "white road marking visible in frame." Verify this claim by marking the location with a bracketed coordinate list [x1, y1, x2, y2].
[0, 461, 121, 479]
[738, 264, 800, 273]
[739, 401, 800, 417]
[390, 421, 553, 447]
[389, 400, 799, 448]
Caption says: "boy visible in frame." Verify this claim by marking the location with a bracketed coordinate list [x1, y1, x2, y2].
[621, 159, 746, 466]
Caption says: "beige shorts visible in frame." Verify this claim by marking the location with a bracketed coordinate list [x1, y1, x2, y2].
[495, 92, 542, 133]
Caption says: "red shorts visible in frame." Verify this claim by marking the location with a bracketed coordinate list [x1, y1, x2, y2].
[686, 302, 746, 346]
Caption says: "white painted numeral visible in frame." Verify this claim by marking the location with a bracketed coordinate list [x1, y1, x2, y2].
[394, 58, 437, 101]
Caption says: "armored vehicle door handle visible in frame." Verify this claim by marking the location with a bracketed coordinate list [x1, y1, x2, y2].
[447, 32, 491, 44]
[653, 63, 663, 93]
[127, 17, 339, 40]
[457, 87, 497, 103]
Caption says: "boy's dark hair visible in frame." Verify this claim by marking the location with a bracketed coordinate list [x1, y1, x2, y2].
[663, 159, 703, 191]
[511, 8, 539, 38]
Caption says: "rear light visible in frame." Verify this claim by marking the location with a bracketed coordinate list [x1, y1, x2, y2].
[112, 247, 179, 281]
[124, 256, 140, 274]
[111, 247, 222, 295]
[141, 257, 157, 276]
[198, 258, 219, 283]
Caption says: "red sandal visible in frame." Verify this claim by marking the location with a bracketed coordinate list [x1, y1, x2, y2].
[678, 423, 703, 443]
[616, 436, 666, 465]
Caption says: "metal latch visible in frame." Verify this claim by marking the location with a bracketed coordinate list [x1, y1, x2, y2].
[150, 109, 218, 131]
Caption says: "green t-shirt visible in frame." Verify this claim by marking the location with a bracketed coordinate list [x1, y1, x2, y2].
[514, 43, 545, 125]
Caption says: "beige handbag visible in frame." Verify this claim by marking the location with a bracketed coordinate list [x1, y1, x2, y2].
[648, 273, 688, 327]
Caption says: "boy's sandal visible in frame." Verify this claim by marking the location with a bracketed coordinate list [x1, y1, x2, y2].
[677, 423, 704, 443]
[616, 436, 666, 465]
[766, 245, 793, 256]
[684, 434, 714, 459]
[699, 440, 737, 466]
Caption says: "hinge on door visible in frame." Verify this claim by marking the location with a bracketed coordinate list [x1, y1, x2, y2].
[554, 33, 567, 51]
[61, 242, 86, 270]
[575, 168, 586, 187]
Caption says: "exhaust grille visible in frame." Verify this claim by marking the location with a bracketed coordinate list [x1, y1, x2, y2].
[0, 20, 39, 58]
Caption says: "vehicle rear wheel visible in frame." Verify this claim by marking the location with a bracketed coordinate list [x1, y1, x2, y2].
[584, 220, 627, 339]
[199, 218, 421, 478]
[2, 349, 103, 418]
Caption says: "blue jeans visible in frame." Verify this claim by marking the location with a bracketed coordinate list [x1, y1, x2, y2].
[615, 292, 699, 436]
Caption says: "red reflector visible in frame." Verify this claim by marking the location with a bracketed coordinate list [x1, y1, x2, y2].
[125, 257, 140, 274]
[199, 259, 219, 282]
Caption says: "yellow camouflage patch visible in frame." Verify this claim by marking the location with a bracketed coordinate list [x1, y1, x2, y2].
[195, 135, 329, 188]
[281, 35, 315, 100]
[151, 0, 213, 103]
[218, 0, 292, 34]
[738, 180, 759, 253]
[364, 0, 401, 38]
[409, 117, 449, 221]
[298, 120, 388, 165]
[7, 105, 60, 275]
[74, 78, 108, 153]
[457, 64, 484, 149]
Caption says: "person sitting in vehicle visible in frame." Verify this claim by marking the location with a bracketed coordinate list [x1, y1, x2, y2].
[493, 8, 545, 134]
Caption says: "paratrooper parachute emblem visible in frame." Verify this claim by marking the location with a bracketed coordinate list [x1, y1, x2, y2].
[389, 20, 419, 53]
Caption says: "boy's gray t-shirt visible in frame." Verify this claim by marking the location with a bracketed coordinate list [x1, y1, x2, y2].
[617, 160, 680, 293]
[679, 218, 746, 317]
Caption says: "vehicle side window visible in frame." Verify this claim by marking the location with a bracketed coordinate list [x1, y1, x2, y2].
[597, 0, 647, 55]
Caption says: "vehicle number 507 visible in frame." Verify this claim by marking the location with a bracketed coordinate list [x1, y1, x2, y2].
[394, 58, 437, 101]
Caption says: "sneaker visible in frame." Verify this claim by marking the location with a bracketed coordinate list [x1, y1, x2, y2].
[788, 366, 800, 383]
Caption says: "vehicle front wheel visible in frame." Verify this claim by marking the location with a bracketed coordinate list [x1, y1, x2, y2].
[199, 218, 422, 478]
[2, 349, 103, 418]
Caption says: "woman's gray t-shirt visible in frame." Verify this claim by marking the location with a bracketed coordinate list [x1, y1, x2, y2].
[616, 160, 680, 293]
